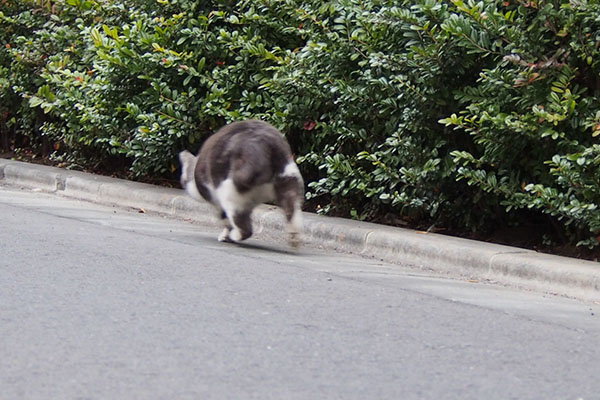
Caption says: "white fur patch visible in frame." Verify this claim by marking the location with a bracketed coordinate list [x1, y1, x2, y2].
[279, 161, 302, 179]
[215, 178, 275, 211]
[185, 180, 204, 202]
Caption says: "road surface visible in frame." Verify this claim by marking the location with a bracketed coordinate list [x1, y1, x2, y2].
[1, 185, 599, 399]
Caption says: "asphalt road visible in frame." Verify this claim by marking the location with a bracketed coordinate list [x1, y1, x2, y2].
[1, 185, 599, 400]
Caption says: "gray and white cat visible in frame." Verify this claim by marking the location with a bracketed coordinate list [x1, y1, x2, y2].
[179, 120, 304, 248]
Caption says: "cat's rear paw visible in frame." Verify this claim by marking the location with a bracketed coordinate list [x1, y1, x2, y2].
[229, 228, 243, 242]
[218, 228, 233, 242]
[219, 227, 252, 243]
[288, 231, 302, 249]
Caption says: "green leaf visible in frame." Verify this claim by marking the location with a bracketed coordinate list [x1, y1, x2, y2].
[90, 28, 103, 46]
[28, 96, 44, 108]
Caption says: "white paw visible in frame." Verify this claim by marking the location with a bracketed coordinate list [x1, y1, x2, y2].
[229, 228, 243, 242]
[218, 228, 231, 242]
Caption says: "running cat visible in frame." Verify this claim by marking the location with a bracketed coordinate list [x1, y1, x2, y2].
[179, 120, 304, 248]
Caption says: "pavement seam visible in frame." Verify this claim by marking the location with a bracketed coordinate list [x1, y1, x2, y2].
[56, 175, 66, 191]
[362, 230, 376, 255]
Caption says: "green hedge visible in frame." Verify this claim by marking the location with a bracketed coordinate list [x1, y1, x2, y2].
[2, 0, 600, 250]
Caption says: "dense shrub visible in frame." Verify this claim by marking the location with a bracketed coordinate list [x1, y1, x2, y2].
[439, 0, 600, 247]
[1, 0, 600, 251]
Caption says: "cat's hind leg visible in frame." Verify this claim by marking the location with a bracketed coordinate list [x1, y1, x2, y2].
[217, 208, 252, 242]
[229, 210, 253, 242]
[215, 179, 254, 243]
[275, 164, 304, 248]
[217, 210, 233, 242]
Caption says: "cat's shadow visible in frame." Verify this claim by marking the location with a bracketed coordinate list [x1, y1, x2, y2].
[180, 232, 303, 256]
[228, 240, 302, 256]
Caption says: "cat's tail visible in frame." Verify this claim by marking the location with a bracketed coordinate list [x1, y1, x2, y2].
[179, 150, 203, 201]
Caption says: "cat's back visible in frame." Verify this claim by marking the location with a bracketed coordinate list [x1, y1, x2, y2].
[196, 120, 294, 189]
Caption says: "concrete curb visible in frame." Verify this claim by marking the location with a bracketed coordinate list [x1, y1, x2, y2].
[2, 158, 599, 301]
